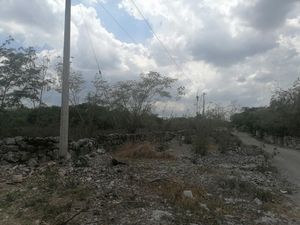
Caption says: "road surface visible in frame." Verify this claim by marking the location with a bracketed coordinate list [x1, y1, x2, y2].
[235, 132, 300, 206]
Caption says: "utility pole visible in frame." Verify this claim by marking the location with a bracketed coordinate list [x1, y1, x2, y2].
[196, 94, 199, 116]
[202, 92, 206, 116]
[59, 0, 71, 159]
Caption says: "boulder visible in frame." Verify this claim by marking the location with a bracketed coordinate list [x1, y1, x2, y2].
[5, 138, 16, 145]
[12, 174, 24, 183]
[3, 151, 20, 163]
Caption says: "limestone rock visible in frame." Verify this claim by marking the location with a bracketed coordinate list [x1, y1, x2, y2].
[12, 174, 24, 183]
[151, 210, 173, 221]
[5, 138, 16, 145]
[183, 190, 194, 199]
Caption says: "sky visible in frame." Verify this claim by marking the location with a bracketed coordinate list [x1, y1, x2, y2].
[0, 0, 300, 116]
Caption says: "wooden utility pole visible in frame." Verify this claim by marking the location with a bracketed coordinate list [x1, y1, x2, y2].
[59, 0, 71, 158]
[202, 92, 206, 116]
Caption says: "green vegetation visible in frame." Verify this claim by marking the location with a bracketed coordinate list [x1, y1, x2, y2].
[0, 37, 186, 137]
[231, 78, 300, 138]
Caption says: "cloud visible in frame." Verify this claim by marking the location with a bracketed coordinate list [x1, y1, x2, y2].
[235, 0, 299, 31]
[1, 0, 300, 111]
[0, 0, 64, 47]
[187, 10, 278, 66]
[119, 0, 280, 67]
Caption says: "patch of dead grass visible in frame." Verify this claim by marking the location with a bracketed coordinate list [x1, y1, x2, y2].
[0, 167, 93, 225]
[148, 178, 232, 224]
[114, 142, 175, 160]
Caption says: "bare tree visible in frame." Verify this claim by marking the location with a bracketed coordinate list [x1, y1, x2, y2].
[55, 57, 85, 105]
[69, 70, 85, 105]
[38, 55, 52, 107]
[86, 73, 111, 106]
[111, 71, 177, 115]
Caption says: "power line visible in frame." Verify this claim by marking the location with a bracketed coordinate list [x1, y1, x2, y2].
[83, 0, 193, 84]
[79, 6, 102, 75]
[129, 0, 189, 77]
[97, 1, 137, 44]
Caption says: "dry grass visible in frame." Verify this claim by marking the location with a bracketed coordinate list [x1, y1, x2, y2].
[153, 178, 206, 206]
[263, 202, 300, 221]
[0, 167, 93, 225]
[114, 142, 175, 160]
[147, 178, 231, 224]
[207, 143, 218, 153]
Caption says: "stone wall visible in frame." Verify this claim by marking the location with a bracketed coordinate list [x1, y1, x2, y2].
[96, 132, 176, 147]
[0, 132, 177, 165]
[261, 134, 300, 150]
[0, 136, 97, 166]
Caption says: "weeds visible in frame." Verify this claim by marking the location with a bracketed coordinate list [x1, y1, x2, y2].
[149, 178, 230, 225]
[218, 176, 276, 202]
[114, 142, 175, 160]
[0, 166, 93, 225]
[193, 134, 209, 156]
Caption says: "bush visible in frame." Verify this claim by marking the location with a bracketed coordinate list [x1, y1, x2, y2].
[193, 134, 209, 156]
[114, 142, 175, 160]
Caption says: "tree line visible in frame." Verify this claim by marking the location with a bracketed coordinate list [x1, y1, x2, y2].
[0, 37, 185, 136]
[231, 79, 300, 138]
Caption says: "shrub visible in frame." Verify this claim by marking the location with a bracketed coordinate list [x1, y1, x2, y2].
[193, 134, 209, 156]
[114, 142, 175, 160]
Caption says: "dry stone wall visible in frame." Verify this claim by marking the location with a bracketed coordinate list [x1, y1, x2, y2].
[0, 132, 177, 165]
[259, 134, 300, 150]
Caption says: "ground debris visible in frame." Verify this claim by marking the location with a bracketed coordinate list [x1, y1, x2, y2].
[0, 135, 299, 225]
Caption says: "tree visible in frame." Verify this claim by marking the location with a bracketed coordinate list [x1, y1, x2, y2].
[55, 57, 85, 105]
[114, 72, 177, 113]
[69, 70, 85, 105]
[37, 55, 52, 107]
[0, 38, 43, 108]
[110, 71, 180, 132]
[86, 71, 183, 132]
[86, 73, 111, 106]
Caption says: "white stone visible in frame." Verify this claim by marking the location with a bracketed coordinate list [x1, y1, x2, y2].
[253, 198, 262, 206]
[183, 190, 194, 199]
[5, 138, 16, 145]
[97, 148, 106, 154]
[151, 210, 173, 221]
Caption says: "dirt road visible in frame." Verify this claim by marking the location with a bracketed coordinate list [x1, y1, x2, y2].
[235, 132, 300, 205]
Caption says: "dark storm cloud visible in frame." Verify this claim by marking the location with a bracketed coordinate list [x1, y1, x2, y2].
[188, 11, 278, 67]
[236, 0, 299, 30]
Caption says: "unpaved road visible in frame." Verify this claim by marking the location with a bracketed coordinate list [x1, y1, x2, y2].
[235, 132, 300, 206]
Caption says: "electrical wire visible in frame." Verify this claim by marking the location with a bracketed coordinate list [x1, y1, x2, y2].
[128, 0, 189, 78]
[97, 1, 137, 44]
[79, 6, 102, 75]
[82, 0, 193, 85]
